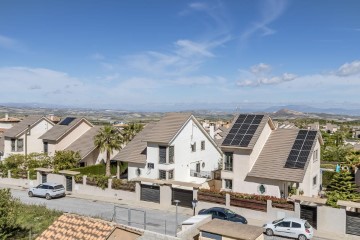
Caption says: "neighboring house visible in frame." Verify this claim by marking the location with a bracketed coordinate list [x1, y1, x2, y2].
[0, 113, 20, 129]
[40, 117, 117, 166]
[113, 113, 223, 184]
[323, 123, 339, 133]
[220, 114, 322, 198]
[2, 116, 55, 159]
[307, 122, 320, 130]
[198, 219, 264, 240]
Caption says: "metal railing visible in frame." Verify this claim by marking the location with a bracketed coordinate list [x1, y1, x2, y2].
[190, 169, 211, 179]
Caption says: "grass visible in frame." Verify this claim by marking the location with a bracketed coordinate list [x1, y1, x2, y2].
[9, 203, 62, 239]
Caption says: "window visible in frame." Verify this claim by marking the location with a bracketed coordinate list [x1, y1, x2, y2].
[147, 163, 154, 169]
[168, 170, 174, 179]
[217, 211, 226, 219]
[196, 162, 200, 173]
[169, 146, 174, 163]
[17, 139, 23, 152]
[201, 141, 205, 150]
[191, 142, 196, 152]
[313, 149, 319, 162]
[313, 175, 317, 186]
[224, 152, 233, 171]
[276, 221, 291, 228]
[292, 222, 301, 228]
[159, 170, 166, 180]
[224, 179, 232, 190]
[11, 139, 15, 152]
[159, 146, 166, 164]
[44, 142, 48, 154]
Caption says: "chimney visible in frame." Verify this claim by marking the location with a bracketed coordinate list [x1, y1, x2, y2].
[209, 125, 215, 139]
[5, 113, 8, 120]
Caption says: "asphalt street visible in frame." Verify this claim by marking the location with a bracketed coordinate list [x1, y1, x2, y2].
[8, 188, 330, 239]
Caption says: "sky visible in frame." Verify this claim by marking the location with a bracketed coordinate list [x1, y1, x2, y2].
[0, 0, 360, 111]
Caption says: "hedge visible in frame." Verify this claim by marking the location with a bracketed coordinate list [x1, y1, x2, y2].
[71, 163, 117, 176]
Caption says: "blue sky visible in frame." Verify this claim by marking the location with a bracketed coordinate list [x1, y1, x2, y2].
[0, 0, 360, 111]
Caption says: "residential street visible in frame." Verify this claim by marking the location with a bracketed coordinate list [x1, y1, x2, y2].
[6, 187, 331, 240]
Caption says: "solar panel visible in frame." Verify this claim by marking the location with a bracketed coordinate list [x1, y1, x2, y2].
[284, 130, 317, 169]
[59, 117, 76, 126]
[222, 114, 265, 147]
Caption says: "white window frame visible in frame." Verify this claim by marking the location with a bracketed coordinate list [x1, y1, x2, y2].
[224, 179, 232, 190]
[313, 149, 319, 162]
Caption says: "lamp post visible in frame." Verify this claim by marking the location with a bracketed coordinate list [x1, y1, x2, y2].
[192, 199, 198, 216]
[173, 199, 180, 236]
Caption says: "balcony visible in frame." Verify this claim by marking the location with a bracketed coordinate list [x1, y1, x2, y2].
[190, 169, 211, 179]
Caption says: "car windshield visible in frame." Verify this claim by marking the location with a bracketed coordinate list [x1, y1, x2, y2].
[54, 185, 64, 190]
[224, 209, 236, 216]
[272, 218, 284, 224]
[304, 221, 312, 229]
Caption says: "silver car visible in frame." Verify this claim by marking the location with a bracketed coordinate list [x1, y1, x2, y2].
[28, 182, 66, 200]
[263, 217, 314, 240]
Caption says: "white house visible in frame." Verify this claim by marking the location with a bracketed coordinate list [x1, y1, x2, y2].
[220, 114, 323, 198]
[113, 113, 223, 184]
[2, 116, 55, 159]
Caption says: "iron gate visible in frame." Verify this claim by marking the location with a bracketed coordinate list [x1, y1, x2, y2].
[41, 174, 47, 183]
[300, 204, 317, 229]
[65, 176, 72, 191]
[346, 211, 360, 236]
[172, 188, 193, 208]
[140, 184, 160, 203]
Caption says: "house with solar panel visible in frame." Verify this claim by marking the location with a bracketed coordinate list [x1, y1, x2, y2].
[39, 117, 116, 166]
[220, 114, 323, 198]
[2, 116, 55, 159]
[113, 113, 223, 184]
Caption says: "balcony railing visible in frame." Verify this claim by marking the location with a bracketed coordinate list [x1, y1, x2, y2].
[190, 169, 211, 179]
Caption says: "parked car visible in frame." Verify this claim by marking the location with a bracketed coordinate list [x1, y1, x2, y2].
[198, 207, 247, 224]
[263, 217, 313, 240]
[28, 182, 66, 200]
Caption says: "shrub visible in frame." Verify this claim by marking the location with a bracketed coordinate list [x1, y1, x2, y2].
[322, 171, 336, 188]
[111, 179, 135, 191]
[29, 169, 37, 180]
[11, 169, 28, 179]
[71, 163, 117, 176]
[198, 189, 226, 197]
[86, 175, 109, 189]
[74, 175, 83, 184]
[53, 150, 81, 171]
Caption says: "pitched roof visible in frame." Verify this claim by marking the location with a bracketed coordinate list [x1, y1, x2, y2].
[112, 123, 156, 164]
[0, 117, 20, 122]
[221, 114, 275, 149]
[40, 117, 92, 141]
[247, 128, 321, 182]
[36, 213, 115, 240]
[65, 126, 101, 159]
[4, 116, 53, 138]
[142, 112, 192, 144]
[198, 219, 263, 240]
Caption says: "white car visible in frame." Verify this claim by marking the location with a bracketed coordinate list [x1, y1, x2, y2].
[263, 217, 314, 240]
[28, 182, 66, 200]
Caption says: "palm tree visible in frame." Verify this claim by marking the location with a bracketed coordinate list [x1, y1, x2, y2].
[94, 125, 123, 177]
[122, 122, 144, 144]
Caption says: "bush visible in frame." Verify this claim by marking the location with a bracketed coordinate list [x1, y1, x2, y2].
[0, 188, 19, 239]
[53, 150, 81, 171]
[322, 171, 336, 188]
[111, 179, 135, 191]
[29, 169, 37, 180]
[74, 175, 83, 184]
[11, 169, 28, 179]
[86, 175, 109, 189]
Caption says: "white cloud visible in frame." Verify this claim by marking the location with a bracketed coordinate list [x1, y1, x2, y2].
[240, 0, 288, 44]
[237, 63, 297, 87]
[336, 60, 360, 76]
[91, 53, 105, 60]
[175, 40, 214, 57]
[0, 34, 24, 51]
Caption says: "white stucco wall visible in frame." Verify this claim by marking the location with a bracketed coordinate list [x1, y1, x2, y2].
[299, 139, 321, 197]
[3, 119, 53, 159]
[127, 117, 222, 183]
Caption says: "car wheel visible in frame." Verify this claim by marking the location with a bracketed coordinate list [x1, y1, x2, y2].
[266, 228, 274, 236]
[298, 234, 307, 240]
[45, 193, 52, 200]
[28, 191, 33, 197]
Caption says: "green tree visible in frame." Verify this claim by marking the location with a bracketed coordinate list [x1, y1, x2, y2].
[52, 150, 81, 171]
[326, 170, 360, 207]
[345, 150, 360, 172]
[94, 125, 123, 177]
[0, 188, 19, 239]
[122, 122, 143, 144]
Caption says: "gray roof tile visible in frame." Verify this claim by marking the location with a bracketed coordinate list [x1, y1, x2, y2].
[4, 116, 52, 138]
[65, 126, 101, 159]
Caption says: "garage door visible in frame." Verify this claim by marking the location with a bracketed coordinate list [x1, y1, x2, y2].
[66, 176, 72, 191]
[172, 188, 193, 208]
[300, 204, 317, 229]
[140, 184, 160, 203]
[346, 211, 360, 236]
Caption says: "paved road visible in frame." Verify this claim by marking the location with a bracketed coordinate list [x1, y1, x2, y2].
[8, 188, 330, 239]
[10, 189, 189, 236]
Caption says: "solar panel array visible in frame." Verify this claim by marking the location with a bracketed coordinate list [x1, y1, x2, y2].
[59, 117, 76, 126]
[222, 114, 264, 147]
[284, 130, 317, 169]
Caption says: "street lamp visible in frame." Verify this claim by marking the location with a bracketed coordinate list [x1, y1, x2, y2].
[192, 199, 198, 216]
[173, 199, 180, 237]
